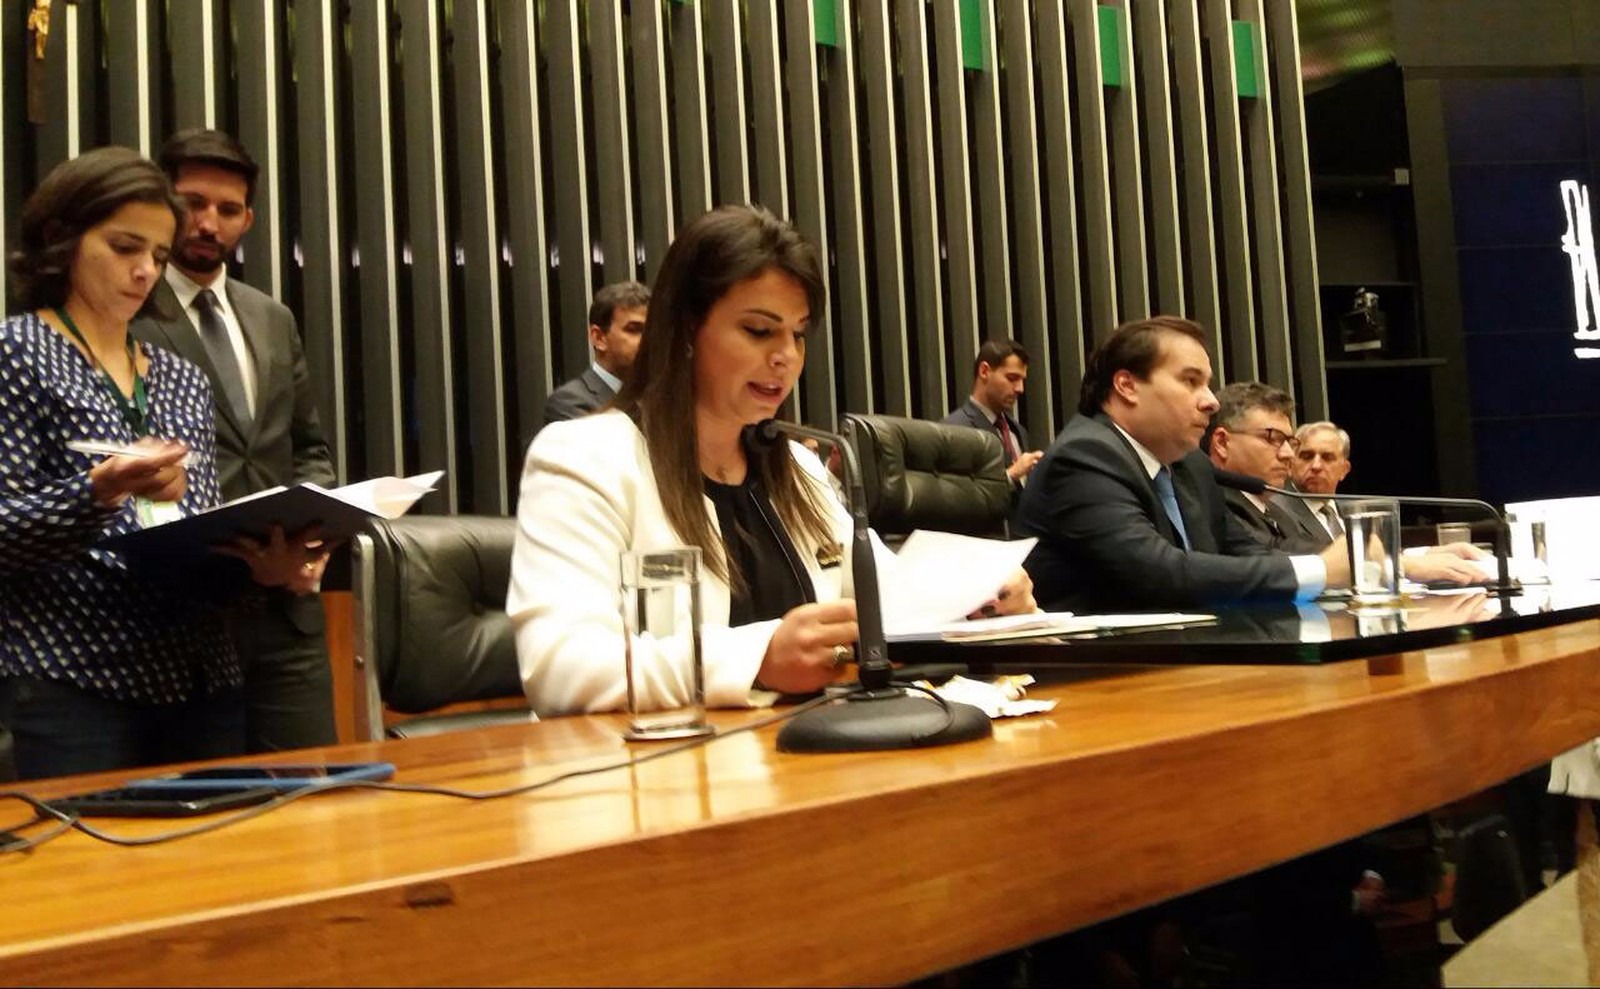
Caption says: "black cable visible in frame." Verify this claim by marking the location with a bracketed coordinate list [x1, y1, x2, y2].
[0, 691, 839, 853]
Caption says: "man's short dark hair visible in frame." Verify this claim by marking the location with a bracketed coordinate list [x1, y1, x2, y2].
[974, 338, 1029, 376]
[588, 281, 651, 331]
[1078, 316, 1208, 416]
[158, 128, 260, 204]
[1212, 381, 1295, 431]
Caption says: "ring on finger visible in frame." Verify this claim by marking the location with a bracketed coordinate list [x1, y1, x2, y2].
[831, 644, 854, 668]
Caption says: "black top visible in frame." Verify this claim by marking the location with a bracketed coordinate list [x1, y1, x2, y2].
[704, 472, 814, 626]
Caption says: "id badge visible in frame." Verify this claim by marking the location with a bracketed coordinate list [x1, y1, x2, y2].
[134, 497, 183, 527]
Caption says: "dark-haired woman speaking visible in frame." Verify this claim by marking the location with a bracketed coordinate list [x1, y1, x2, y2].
[509, 205, 1032, 716]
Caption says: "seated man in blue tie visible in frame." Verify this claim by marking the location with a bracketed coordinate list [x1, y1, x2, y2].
[942, 338, 1043, 487]
[1014, 316, 1354, 612]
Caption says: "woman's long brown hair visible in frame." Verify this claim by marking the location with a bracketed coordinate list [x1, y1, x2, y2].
[613, 204, 834, 586]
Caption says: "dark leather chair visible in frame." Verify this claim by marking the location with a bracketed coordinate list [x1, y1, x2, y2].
[842, 413, 1012, 542]
[351, 515, 534, 741]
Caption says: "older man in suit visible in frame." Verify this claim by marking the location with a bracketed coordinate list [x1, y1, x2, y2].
[943, 338, 1043, 486]
[1285, 420, 1354, 546]
[133, 129, 337, 752]
[541, 281, 649, 430]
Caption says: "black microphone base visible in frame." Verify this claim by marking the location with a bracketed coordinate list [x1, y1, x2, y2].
[776, 689, 993, 753]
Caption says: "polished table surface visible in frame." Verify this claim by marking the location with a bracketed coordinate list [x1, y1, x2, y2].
[901, 580, 1600, 667]
[3, 590, 1600, 986]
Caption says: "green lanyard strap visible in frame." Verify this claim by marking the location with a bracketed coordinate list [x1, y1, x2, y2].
[54, 307, 148, 436]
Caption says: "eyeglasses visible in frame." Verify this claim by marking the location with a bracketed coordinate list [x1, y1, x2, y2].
[1238, 427, 1298, 451]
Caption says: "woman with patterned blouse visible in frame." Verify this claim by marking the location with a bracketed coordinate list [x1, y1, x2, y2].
[0, 148, 314, 780]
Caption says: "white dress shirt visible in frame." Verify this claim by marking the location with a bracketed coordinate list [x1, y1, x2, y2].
[165, 266, 258, 418]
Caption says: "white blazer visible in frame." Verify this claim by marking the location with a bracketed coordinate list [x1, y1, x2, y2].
[508, 410, 885, 717]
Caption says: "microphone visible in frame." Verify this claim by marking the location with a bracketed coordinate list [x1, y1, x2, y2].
[753, 419, 991, 752]
[1209, 469, 1517, 596]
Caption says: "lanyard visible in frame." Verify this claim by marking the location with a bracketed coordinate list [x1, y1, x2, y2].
[54, 307, 148, 436]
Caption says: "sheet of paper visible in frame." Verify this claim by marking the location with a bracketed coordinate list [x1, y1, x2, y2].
[886, 611, 1084, 643]
[878, 530, 1037, 636]
[310, 470, 444, 519]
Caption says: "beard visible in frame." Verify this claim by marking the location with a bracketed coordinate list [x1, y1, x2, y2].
[175, 238, 228, 274]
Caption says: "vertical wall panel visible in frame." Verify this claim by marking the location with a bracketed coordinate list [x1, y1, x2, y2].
[350, 2, 403, 478]
[1265, 0, 1328, 419]
[859, 0, 912, 416]
[1133, 0, 1187, 316]
[292, 0, 348, 480]
[546, 0, 596, 381]
[707, 1, 751, 206]
[1234, 2, 1293, 394]
[450, 0, 508, 513]
[971, 1, 1015, 344]
[896, 0, 950, 416]
[1036, 0, 1089, 416]
[669, 1, 714, 223]
[1169, 0, 1225, 359]
[821, 0, 876, 414]
[931, 1, 980, 399]
[632, 3, 677, 279]
[590, 3, 638, 285]
[782, 2, 838, 427]
[999, 0, 1056, 437]
[1068, 0, 1120, 342]
[499, 1, 556, 446]
[236, 0, 285, 299]
[1106, 1, 1151, 320]
[168, 0, 219, 129]
[397, 0, 458, 511]
[1203, 0, 1259, 383]
[745, 1, 789, 216]
[106, 0, 155, 154]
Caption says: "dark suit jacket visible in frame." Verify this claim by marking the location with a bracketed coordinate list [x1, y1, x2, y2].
[1273, 490, 1337, 552]
[543, 367, 615, 428]
[1012, 413, 1299, 612]
[943, 399, 1030, 466]
[133, 277, 335, 632]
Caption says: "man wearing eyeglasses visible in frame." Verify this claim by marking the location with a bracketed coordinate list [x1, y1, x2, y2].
[1205, 382, 1330, 553]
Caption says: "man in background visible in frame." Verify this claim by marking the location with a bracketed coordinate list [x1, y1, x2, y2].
[134, 129, 337, 752]
[542, 281, 649, 428]
[1205, 382, 1328, 553]
[1286, 420, 1354, 547]
[943, 338, 1042, 486]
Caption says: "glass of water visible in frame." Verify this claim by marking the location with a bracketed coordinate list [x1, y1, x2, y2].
[620, 547, 713, 741]
[1343, 499, 1402, 606]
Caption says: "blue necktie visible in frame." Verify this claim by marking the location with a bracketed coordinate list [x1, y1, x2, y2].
[1152, 467, 1191, 550]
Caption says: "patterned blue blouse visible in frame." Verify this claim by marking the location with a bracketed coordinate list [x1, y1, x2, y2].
[0, 312, 240, 704]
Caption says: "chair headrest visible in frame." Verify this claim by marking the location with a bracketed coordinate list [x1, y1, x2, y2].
[843, 413, 1011, 537]
[360, 515, 523, 714]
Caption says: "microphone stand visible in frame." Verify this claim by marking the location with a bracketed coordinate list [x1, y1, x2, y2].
[755, 419, 992, 753]
[1263, 485, 1519, 599]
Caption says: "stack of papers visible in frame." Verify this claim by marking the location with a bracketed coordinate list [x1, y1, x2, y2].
[887, 611, 1217, 643]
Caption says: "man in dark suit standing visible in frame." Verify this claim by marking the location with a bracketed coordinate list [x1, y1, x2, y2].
[1014, 316, 1355, 612]
[541, 281, 649, 429]
[942, 338, 1043, 486]
[133, 130, 336, 752]
[1204, 381, 1330, 553]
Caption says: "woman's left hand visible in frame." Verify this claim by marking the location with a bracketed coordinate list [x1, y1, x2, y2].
[214, 524, 330, 594]
[966, 567, 1036, 619]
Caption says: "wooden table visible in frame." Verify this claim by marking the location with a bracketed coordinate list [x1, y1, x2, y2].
[3, 612, 1599, 985]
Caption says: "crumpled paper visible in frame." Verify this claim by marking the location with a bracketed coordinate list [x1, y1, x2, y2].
[915, 674, 1057, 719]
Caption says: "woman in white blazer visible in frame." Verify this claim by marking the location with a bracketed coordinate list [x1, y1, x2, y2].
[508, 205, 1031, 717]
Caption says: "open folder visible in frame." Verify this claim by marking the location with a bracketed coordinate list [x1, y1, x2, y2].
[102, 471, 444, 565]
